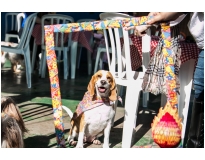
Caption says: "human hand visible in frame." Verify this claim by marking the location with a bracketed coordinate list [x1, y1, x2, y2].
[124, 25, 151, 37]
[146, 12, 183, 25]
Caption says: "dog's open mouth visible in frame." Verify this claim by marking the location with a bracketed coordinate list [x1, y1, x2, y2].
[98, 87, 106, 93]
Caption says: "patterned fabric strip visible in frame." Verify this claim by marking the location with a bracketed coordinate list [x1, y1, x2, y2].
[45, 26, 66, 148]
[161, 24, 178, 108]
[45, 16, 153, 33]
[74, 91, 111, 118]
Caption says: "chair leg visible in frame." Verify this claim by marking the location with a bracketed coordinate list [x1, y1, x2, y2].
[57, 50, 61, 62]
[77, 47, 82, 69]
[87, 49, 92, 75]
[63, 48, 68, 80]
[99, 52, 104, 70]
[94, 48, 102, 74]
[31, 41, 37, 73]
[41, 50, 47, 78]
[39, 50, 44, 76]
[23, 47, 32, 88]
[70, 41, 78, 79]
[142, 92, 149, 108]
[5, 34, 10, 42]
[111, 84, 122, 127]
[121, 86, 140, 148]
[178, 59, 195, 146]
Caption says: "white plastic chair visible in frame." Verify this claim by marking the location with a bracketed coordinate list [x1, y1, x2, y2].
[101, 14, 151, 147]
[1, 13, 37, 88]
[100, 12, 134, 21]
[98, 12, 150, 107]
[4, 12, 25, 43]
[94, 12, 134, 74]
[17, 13, 26, 33]
[93, 47, 112, 73]
[36, 14, 74, 79]
[4, 12, 19, 42]
[76, 19, 95, 75]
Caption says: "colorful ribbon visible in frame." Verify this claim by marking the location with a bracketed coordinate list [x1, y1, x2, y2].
[44, 17, 179, 147]
[161, 23, 178, 108]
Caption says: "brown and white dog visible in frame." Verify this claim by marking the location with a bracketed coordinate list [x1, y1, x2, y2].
[62, 70, 117, 148]
[1, 96, 27, 148]
[1, 41, 24, 72]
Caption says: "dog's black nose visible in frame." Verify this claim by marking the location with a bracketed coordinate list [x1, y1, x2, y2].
[100, 80, 106, 85]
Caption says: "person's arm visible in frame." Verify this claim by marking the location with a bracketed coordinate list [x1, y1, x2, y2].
[146, 12, 184, 25]
[125, 25, 151, 36]
[124, 12, 184, 37]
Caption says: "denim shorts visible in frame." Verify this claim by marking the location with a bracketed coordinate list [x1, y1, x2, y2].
[193, 49, 204, 101]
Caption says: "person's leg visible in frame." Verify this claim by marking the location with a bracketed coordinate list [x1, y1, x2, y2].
[186, 49, 204, 148]
[193, 49, 204, 101]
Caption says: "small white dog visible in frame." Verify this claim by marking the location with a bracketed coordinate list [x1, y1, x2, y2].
[1, 41, 24, 72]
[62, 70, 117, 148]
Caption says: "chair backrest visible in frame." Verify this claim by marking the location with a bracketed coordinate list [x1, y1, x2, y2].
[101, 13, 151, 80]
[41, 14, 74, 49]
[100, 12, 134, 36]
[77, 19, 96, 23]
[17, 12, 26, 32]
[100, 12, 133, 20]
[17, 13, 37, 49]
[5, 12, 20, 34]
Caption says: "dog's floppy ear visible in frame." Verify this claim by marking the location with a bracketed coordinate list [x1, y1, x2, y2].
[1, 114, 24, 148]
[109, 76, 117, 101]
[1, 96, 27, 133]
[87, 74, 96, 97]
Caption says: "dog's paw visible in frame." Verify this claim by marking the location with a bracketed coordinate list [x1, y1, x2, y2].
[93, 139, 101, 145]
[69, 140, 77, 147]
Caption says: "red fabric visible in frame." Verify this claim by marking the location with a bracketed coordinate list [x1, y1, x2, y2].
[129, 35, 199, 70]
[120, 38, 142, 71]
[32, 24, 93, 52]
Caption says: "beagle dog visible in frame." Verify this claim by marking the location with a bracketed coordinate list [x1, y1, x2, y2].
[62, 70, 117, 148]
[1, 96, 27, 148]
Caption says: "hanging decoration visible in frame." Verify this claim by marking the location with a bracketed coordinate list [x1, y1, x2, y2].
[151, 23, 182, 148]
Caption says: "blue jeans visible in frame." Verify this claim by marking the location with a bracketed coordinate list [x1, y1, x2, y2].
[193, 49, 204, 101]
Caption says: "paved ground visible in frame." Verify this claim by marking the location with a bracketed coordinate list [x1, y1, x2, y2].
[1, 58, 193, 148]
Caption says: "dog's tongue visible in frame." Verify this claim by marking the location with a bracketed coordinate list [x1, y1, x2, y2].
[98, 87, 106, 93]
